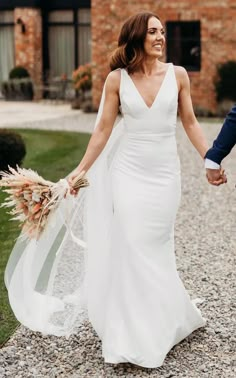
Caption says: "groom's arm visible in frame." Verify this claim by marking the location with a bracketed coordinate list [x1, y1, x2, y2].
[204, 105, 236, 185]
[205, 105, 236, 165]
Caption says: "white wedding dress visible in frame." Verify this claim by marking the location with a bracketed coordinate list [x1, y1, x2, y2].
[4, 63, 205, 368]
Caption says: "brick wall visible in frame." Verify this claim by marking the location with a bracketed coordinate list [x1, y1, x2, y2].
[14, 8, 42, 97]
[91, 0, 236, 113]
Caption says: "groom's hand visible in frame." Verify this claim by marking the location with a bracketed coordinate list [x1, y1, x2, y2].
[206, 168, 227, 186]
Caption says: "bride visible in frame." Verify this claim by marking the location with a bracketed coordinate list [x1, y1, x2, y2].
[5, 12, 209, 368]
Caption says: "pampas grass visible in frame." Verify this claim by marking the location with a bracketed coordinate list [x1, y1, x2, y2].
[0, 166, 89, 240]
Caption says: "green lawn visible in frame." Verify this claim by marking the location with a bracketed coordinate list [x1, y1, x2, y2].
[0, 129, 90, 347]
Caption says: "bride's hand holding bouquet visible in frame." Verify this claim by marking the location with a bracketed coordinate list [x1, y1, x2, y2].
[68, 168, 87, 196]
[0, 166, 89, 240]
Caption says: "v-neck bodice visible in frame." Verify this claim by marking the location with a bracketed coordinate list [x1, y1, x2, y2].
[124, 64, 171, 110]
[119, 63, 178, 136]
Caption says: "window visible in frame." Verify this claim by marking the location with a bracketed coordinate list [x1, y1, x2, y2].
[45, 8, 91, 79]
[0, 11, 14, 84]
[77, 9, 91, 65]
[48, 11, 75, 78]
[166, 21, 201, 71]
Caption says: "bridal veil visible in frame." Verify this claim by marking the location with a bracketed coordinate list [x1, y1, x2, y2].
[4, 77, 125, 337]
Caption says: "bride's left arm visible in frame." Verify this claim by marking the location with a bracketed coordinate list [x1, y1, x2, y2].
[176, 66, 209, 159]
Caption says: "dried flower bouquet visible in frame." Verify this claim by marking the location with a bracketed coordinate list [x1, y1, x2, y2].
[0, 166, 89, 240]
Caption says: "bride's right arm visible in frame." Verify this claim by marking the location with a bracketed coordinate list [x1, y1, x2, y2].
[68, 71, 120, 190]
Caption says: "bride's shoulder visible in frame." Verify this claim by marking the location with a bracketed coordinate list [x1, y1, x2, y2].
[173, 65, 189, 79]
[105, 69, 121, 92]
[173, 65, 190, 89]
[107, 69, 121, 81]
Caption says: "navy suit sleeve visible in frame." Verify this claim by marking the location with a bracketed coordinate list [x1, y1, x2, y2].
[205, 105, 236, 164]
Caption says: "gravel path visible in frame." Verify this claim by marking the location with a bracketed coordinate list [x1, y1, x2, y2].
[0, 115, 235, 377]
[0, 101, 96, 133]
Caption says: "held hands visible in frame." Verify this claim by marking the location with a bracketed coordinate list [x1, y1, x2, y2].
[206, 168, 227, 186]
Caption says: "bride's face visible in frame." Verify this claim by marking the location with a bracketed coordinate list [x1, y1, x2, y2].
[144, 17, 165, 58]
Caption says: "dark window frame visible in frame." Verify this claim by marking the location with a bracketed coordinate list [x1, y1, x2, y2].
[166, 20, 201, 72]
[0, 21, 14, 26]
[0, 22, 15, 27]
[42, 8, 91, 81]
[0, 10, 14, 26]
[0, 1, 90, 10]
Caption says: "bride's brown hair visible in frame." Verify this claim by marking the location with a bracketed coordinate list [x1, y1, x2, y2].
[110, 12, 160, 74]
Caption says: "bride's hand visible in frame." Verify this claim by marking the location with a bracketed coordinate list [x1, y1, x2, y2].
[67, 169, 83, 196]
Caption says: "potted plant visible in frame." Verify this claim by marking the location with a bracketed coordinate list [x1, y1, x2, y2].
[1, 66, 34, 101]
[71, 63, 93, 111]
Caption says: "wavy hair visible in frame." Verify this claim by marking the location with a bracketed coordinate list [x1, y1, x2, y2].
[110, 12, 160, 73]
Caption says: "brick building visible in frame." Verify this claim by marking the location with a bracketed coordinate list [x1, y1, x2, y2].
[0, 0, 235, 113]
[0, 0, 91, 98]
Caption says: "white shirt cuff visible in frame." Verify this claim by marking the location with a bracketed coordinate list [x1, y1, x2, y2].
[204, 158, 220, 169]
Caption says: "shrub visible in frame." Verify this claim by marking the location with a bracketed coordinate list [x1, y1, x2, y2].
[216, 99, 235, 117]
[0, 129, 26, 175]
[215, 61, 236, 102]
[9, 66, 30, 79]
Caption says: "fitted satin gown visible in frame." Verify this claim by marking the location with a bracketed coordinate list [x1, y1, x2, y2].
[88, 63, 206, 368]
